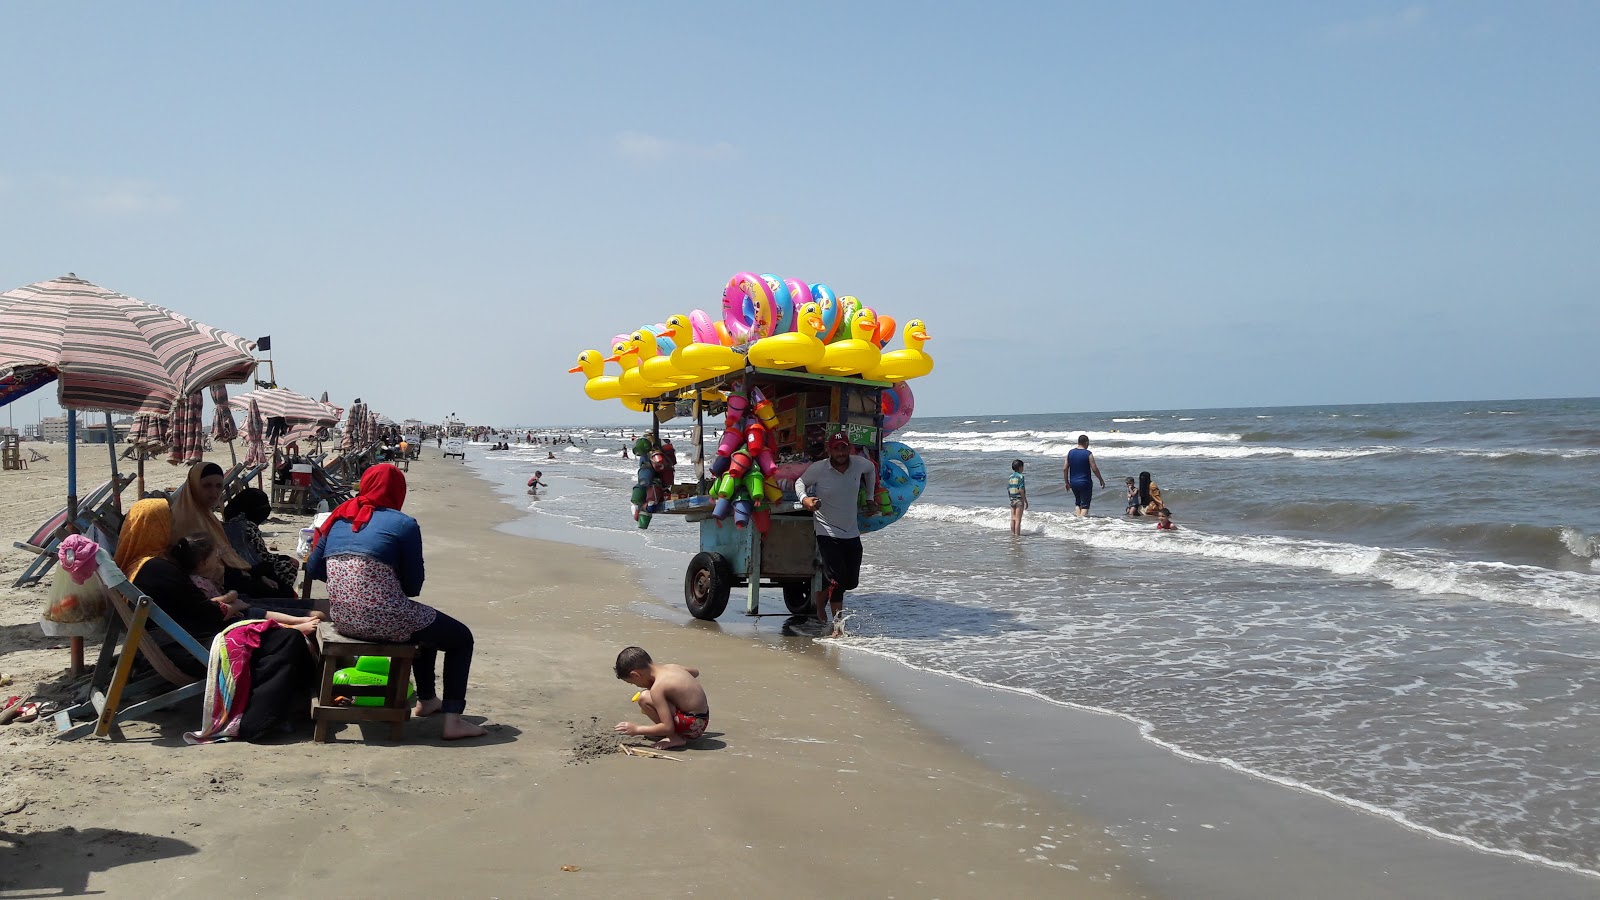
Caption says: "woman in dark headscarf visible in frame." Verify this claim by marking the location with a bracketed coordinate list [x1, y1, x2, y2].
[223, 488, 301, 591]
[306, 464, 486, 740]
[1138, 471, 1164, 517]
[171, 462, 289, 598]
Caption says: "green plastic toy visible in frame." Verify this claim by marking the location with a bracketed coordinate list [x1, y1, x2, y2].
[332, 655, 416, 707]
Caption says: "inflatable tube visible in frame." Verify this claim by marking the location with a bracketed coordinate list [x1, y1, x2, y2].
[722, 272, 777, 343]
[881, 382, 915, 435]
[858, 442, 926, 533]
[873, 313, 896, 350]
[764, 275, 795, 336]
[689, 309, 720, 345]
[831, 296, 862, 344]
[811, 284, 842, 343]
[782, 278, 811, 334]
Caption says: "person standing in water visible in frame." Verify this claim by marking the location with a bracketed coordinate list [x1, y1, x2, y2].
[1063, 434, 1105, 517]
[1007, 459, 1028, 535]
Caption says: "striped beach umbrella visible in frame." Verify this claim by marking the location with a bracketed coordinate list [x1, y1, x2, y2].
[0, 274, 257, 416]
[209, 383, 238, 443]
[127, 413, 169, 455]
[242, 397, 266, 467]
[167, 390, 205, 467]
[230, 387, 342, 430]
[340, 401, 367, 450]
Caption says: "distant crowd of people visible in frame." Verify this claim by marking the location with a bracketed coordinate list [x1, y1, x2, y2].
[1007, 434, 1173, 536]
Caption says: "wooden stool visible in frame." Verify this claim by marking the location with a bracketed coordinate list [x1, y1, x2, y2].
[312, 622, 417, 742]
[271, 483, 311, 513]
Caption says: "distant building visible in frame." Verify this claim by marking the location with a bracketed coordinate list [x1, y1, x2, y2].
[40, 416, 69, 442]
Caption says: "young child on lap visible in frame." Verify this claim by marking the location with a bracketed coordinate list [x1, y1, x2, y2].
[613, 646, 709, 750]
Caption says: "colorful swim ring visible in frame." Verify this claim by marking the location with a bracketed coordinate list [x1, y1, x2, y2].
[830, 296, 862, 344]
[781, 278, 811, 335]
[880, 382, 915, 435]
[811, 284, 841, 343]
[763, 275, 795, 336]
[688, 309, 720, 345]
[722, 272, 776, 344]
[858, 442, 926, 534]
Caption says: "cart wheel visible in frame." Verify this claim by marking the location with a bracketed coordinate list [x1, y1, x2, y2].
[782, 581, 812, 616]
[685, 552, 733, 620]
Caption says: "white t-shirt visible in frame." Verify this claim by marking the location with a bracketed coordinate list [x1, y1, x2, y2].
[796, 454, 877, 540]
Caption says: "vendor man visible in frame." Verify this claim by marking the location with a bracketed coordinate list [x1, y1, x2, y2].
[796, 430, 876, 636]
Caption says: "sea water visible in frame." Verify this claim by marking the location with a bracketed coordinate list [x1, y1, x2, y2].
[468, 397, 1600, 876]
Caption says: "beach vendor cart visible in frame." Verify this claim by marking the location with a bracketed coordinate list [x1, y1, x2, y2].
[566, 271, 932, 621]
[643, 368, 894, 620]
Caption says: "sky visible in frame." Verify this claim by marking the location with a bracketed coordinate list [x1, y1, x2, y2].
[2, 2, 1597, 427]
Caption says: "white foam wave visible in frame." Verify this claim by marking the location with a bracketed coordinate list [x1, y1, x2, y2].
[1111, 417, 1150, 422]
[899, 428, 1243, 444]
[1562, 527, 1599, 560]
[905, 437, 1382, 460]
[903, 504, 1600, 621]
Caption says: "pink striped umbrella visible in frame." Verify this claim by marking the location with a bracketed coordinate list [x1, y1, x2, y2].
[230, 387, 342, 430]
[340, 401, 366, 450]
[167, 390, 205, 466]
[0, 274, 257, 415]
[209, 383, 238, 443]
[127, 413, 169, 455]
[242, 397, 266, 466]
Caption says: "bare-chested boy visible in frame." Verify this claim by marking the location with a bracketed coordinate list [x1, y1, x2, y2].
[612, 646, 709, 750]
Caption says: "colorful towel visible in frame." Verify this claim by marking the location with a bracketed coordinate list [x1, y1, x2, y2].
[183, 619, 278, 745]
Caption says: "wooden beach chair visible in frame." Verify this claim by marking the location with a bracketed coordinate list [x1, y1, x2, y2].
[54, 549, 208, 741]
[11, 475, 133, 588]
[221, 462, 266, 506]
[28, 448, 50, 463]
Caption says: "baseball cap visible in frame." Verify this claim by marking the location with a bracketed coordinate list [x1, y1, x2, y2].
[827, 430, 851, 448]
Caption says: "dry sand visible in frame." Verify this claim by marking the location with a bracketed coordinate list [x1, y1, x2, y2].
[1, 448, 1143, 897]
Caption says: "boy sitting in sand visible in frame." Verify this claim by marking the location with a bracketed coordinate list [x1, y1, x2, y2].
[613, 646, 709, 749]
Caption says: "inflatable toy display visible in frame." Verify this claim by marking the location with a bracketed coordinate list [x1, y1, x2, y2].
[865, 319, 933, 382]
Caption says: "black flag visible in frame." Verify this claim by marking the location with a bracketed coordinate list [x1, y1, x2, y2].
[256, 335, 272, 352]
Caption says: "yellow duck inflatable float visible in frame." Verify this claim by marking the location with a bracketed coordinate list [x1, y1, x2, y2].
[567, 349, 625, 401]
[608, 337, 676, 400]
[864, 319, 933, 382]
[632, 327, 698, 387]
[808, 307, 880, 376]
[747, 302, 826, 369]
[663, 313, 745, 381]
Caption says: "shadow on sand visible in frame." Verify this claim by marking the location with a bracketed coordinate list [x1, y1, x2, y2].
[0, 826, 198, 896]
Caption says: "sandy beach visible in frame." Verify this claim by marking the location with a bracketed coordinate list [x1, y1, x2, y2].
[1, 449, 1139, 897]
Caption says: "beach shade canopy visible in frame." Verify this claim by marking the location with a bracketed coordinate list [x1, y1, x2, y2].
[209, 383, 238, 443]
[168, 390, 205, 467]
[230, 387, 342, 429]
[127, 413, 169, 455]
[243, 397, 266, 466]
[0, 274, 257, 414]
[340, 401, 368, 450]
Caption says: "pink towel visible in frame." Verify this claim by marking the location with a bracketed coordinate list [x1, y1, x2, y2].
[58, 535, 101, 584]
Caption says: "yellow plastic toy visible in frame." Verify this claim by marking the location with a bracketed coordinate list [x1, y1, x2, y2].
[566, 349, 625, 401]
[608, 337, 676, 399]
[633, 328, 698, 387]
[808, 307, 881, 376]
[747, 302, 825, 370]
[664, 313, 745, 381]
[864, 319, 934, 382]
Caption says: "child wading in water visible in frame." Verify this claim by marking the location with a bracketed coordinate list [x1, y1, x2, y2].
[1007, 459, 1028, 535]
[1125, 477, 1141, 516]
[1156, 508, 1176, 530]
[613, 646, 709, 750]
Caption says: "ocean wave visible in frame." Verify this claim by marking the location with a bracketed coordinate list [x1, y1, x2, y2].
[907, 437, 1600, 462]
[900, 428, 1242, 444]
[901, 503, 1600, 621]
[1111, 417, 1151, 422]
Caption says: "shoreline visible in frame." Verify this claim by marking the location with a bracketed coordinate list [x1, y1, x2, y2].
[470, 447, 1600, 898]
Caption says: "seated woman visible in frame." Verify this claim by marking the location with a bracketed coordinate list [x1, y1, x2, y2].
[305, 464, 487, 740]
[115, 499, 318, 739]
[173, 533, 321, 628]
[222, 488, 301, 591]
[171, 462, 293, 599]
[1137, 471, 1165, 517]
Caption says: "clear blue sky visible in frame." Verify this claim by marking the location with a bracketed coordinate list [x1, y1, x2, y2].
[3, 2, 1596, 427]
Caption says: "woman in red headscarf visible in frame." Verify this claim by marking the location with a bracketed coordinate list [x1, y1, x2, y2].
[305, 463, 486, 740]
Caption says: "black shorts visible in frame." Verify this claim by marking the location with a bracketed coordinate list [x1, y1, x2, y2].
[815, 535, 863, 594]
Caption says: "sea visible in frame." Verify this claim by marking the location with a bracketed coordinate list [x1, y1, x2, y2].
[465, 396, 1600, 877]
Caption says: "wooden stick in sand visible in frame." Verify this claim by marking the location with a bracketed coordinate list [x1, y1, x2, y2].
[618, 744, 683, 760]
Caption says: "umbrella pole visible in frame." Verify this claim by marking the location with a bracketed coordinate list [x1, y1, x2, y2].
[137, 454, 146, 500]
[66, 410, 79, 527]
[228, 439, 237, 466]
[104, 411, 123, 513]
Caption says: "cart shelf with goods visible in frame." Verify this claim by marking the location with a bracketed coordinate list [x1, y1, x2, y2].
[566, 271, 932, 621]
